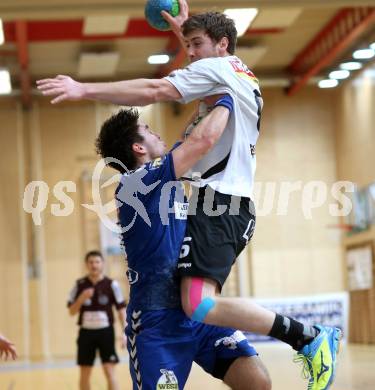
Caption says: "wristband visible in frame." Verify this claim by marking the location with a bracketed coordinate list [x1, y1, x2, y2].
[214, 94, 234, 113]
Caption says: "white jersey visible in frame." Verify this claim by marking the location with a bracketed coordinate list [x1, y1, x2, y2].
[165, 56, 262, 199]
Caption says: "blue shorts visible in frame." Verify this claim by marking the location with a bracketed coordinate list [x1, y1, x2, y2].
[126, 308, 257, 390]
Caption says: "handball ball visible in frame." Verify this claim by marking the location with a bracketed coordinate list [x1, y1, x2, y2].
[145, 0, 180, 31]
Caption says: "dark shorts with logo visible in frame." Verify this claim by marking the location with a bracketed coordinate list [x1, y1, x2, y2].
[126, 308, 257, 390]
[177, 187, 256, 288]
[77, 326, 119, 366]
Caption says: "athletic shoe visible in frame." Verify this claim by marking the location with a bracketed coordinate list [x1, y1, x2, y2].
[294, 325, 342, 390]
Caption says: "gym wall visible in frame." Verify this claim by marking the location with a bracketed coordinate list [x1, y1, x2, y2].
[0, 70, 374, 358]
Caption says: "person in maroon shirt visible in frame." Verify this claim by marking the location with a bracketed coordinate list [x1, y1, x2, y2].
[68, 250, 127, 390]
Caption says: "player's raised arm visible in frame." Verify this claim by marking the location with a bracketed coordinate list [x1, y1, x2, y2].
[161, 0, 189, 51]
[36, 75, 181, 106]
[172, 94, 233, 178]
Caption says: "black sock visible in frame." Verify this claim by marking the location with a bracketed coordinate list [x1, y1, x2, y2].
[268, 314, 319, 351]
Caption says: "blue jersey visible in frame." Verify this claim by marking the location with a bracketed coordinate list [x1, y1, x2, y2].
[116, 152, 257, 390]
[116, 153, 188, 311]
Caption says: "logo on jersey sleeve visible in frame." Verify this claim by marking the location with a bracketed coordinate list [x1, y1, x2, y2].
[126, 268, 139, 285]
[150, 157, 163, 170]
[157, 369, 179, 390]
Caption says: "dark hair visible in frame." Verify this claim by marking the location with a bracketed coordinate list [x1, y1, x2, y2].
[85, 250, 104, 262]
[182, 12, 237, 55]
[95, 108, 143, 172]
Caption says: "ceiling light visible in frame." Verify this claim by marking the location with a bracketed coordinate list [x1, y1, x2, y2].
[353, 48, 374, 60]
[0, 70, 11, 94]
[224, 8, 258, 37]
[147, 54, 170, 65]
[0, 19, 4, 45]
[318, 79, 338, 88]
[363, 68, 375, 79]
[329, 70, 350, 79]
[339, 62, 362, 71]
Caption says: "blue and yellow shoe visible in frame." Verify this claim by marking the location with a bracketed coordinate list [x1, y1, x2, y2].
[294, 325, 342, 390]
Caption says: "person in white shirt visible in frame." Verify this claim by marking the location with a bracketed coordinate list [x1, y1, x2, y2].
[38, 3, 341, 389]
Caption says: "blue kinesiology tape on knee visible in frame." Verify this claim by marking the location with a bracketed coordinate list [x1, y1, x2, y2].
[191, 297, 216, 322]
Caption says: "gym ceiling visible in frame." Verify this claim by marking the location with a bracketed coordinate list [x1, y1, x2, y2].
[0, 0, 374, 107]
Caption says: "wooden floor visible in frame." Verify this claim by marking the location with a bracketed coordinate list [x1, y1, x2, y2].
[0, 343, 374, 389]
